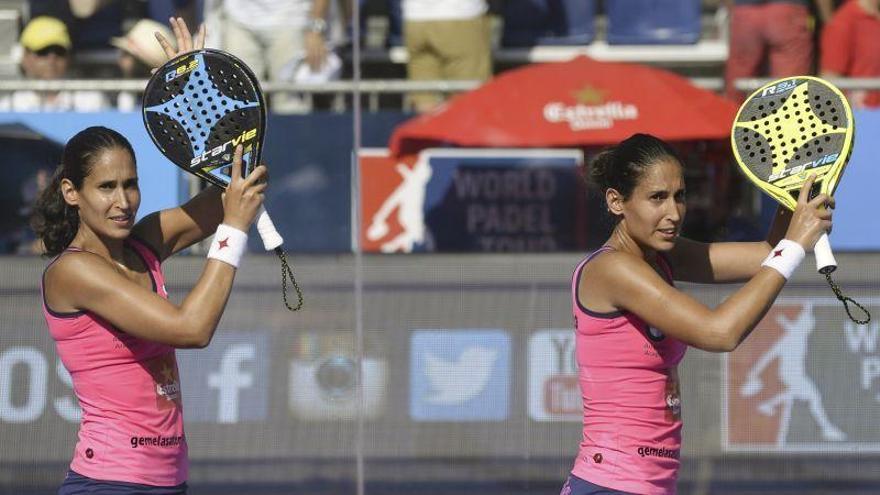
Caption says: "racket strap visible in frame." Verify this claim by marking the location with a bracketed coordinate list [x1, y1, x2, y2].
[823, 272, 871, 325]
[274, 247, 304, 312]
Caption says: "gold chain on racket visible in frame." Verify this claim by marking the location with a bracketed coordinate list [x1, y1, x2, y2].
[274, 248, 304, 311]
[822, 272, 870, 324]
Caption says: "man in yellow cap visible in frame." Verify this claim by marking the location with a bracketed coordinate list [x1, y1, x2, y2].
[19, 16, 73, 81]
[0, 16, 107, 111]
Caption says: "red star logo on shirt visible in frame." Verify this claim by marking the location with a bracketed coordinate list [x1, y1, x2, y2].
[772, 248, 784, 258]
[217, 237, 230, 250]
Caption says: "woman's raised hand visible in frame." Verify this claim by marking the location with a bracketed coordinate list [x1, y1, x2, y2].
[154, 17, 206, 66]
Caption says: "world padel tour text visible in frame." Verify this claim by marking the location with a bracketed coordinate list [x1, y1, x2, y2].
[454, 168, 558, 251]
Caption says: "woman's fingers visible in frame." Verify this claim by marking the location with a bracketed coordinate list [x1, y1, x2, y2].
[807, 192, 831, 209]
[169, 17, 184, 52]
[155, 31, 176, 58]
[175, 17, 189, 52]
[243, 165, 268, 186]
[195, 23, 207, 50]
[796, 174, 816, 204]
[229, 145, 243, 184]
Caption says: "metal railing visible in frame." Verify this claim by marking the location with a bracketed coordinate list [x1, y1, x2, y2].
[0, 79, 483, 112]
[733, 77, 880, 92]
[2, 77, 880, 111]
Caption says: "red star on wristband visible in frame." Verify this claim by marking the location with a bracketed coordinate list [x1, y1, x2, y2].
[217, 237, 230, 250]
[772, 248, 784, 258]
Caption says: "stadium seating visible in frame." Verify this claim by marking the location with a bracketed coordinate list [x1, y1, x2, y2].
[606, 0, 701, 45]
[501, 0, 595, 46]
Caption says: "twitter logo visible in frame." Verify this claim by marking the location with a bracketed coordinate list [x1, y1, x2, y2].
[410, 330, 510, 421]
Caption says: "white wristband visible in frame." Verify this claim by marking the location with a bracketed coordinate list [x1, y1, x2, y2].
[207, 224, 248, 268]
[761, 239, 806, 280]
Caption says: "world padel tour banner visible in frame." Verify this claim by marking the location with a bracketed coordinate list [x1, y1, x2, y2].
[725, 297, 880, 452]
[359, 148, 594, 253]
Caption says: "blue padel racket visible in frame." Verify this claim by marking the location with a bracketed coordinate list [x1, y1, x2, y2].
[142, 48, 303, 311]
[732, 76, 868, 324]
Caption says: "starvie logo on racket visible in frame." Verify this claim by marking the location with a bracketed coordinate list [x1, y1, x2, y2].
[190, 127, 257, 168]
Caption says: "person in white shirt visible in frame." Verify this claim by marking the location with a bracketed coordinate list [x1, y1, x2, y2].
[204, 0, 345, 114]
[0, 16, 108, 112]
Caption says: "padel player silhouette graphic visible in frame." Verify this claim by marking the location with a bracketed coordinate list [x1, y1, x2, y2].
[366, 155, 432, 253]
[740, 302, 846, 444]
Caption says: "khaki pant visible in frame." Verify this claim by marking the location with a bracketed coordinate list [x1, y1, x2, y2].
[222, 16, 310, 114]
[404, 16, 492, 112]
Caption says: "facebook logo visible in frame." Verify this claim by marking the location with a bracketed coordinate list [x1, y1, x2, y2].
[178, 332, 269, 423]
[410, 329, 510, 421]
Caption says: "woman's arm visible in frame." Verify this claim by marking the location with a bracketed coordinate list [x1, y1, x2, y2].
[667, 207, 793, 283]
[586, 177, 831, 352]
[47, 252, 235, 348]
[49, 147, 267, 348]
[132, 186, 224, 261]
[585, 250, 784, 352]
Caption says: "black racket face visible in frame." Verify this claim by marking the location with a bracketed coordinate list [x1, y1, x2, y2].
[143, 49, 266, 188]
[731, 77, 853, 209]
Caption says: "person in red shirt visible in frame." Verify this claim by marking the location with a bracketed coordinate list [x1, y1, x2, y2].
[820, 0, 880, 108]
[724, 0, 833, 102]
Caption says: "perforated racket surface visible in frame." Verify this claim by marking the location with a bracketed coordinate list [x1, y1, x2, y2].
[732, 76, 867, 324]
[732, 76, 853, 210]
[142, 49, 303, 311]
[143, 49, 265, 185]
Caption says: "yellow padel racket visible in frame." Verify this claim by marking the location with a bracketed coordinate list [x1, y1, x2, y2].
[732, 76, 869, 324]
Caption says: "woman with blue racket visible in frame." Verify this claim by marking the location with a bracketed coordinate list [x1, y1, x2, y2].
[33, 19, 267, 494]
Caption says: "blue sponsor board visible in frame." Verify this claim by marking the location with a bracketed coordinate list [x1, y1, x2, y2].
[410, 329, 511, 421]
[0, 113, 182, 253]
[760, 108, 880, 251]
[0, 111, 411, 253]
[828, 109, 880, 250]
[419, 150, 590, 252]
[177, 332, 270, 423]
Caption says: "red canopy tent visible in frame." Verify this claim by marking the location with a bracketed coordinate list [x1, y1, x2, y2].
[389, 56, 738, 156]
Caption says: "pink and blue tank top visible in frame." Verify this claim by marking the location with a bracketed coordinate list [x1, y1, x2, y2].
[41, 238, 187, 486]
[570, 247, 687, 495]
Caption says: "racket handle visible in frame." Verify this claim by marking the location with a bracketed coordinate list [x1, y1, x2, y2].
[256, 206, 283, 251]
[814, 232, 837, 274]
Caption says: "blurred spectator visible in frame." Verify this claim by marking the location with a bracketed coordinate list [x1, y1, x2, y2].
[0, 16, 109, 112]
[820, 0, 880, 108]
[111, 18, 175, 111]
[146, 0, 200, 29]
[403, 0, 491, 113]
[15, 168, 50, 255]
[29, 0, 126, 53]
[205, 0, 346, 114]
[723, 0, 833, 101]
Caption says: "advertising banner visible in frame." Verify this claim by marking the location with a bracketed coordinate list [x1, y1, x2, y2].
[359, 148, 591, 253]
[725, 298, 880, 451]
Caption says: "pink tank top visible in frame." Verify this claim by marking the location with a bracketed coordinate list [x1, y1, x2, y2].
[570, 247, 687, 495]
[42, 238, 187, 486]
